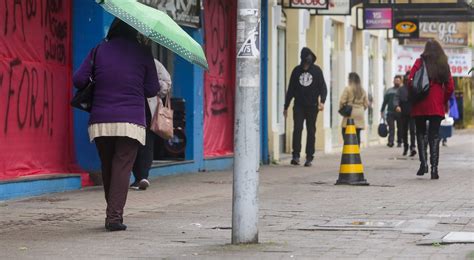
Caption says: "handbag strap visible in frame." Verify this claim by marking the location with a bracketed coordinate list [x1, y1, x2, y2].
[90, 42, 102, 79]
[164, 94, 172, 109]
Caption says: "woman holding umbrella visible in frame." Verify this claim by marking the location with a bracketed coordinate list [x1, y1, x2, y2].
[73, 18, 159, 231]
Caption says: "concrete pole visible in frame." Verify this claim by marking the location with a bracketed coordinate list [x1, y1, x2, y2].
[232, 0, 261, 245]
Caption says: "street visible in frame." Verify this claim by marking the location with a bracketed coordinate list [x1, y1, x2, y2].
[1, 130, 473, 259]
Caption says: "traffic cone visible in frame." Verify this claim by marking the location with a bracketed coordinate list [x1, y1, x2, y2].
[335, 118, 369, 185]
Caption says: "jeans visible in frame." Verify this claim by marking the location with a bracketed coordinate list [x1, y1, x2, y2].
[292, 105, 318, 160]
[132, 129, 155, 182]
[400, 114, 416, 150]
[386, 112, 401, 145]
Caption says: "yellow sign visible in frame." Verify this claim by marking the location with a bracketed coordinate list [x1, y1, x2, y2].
[395, 21, 417, 34]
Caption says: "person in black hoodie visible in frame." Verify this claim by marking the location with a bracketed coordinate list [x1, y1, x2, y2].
[284, 47, 328, 167]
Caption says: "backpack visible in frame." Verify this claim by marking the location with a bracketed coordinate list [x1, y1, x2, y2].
[411, 59, 430, 101]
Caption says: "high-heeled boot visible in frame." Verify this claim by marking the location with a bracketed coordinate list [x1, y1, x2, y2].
[416, 134, 429, 176]
[429, 137, 440, 180]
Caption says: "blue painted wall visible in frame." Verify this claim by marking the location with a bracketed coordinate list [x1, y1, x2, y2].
[72, 0, 114, 172]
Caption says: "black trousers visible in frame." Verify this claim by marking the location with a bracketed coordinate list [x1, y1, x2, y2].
[292, 105, 318, 160]
[387, 112, 401, 145]
[132, 129, 155, 182]
[342, 128, 362, 146]
[400, 114, 416, 150]
[415, 116, 443, 141]
[95, 136, 139, 224]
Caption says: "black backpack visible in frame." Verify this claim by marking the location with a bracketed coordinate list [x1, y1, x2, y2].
[411, 59, 430, 101]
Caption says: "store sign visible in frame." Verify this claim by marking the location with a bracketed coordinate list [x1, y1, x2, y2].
[405, 22, 469, 47]
[289, 0, 329, 9]
[364, 8, 392, 29]
[317, 0, 350, 15]
[138, 0, 201, 28]
[393, 19, 419, 39]
[395, 46, 473, 77]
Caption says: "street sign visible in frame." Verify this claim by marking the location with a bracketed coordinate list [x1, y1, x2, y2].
[393, 19, 419, 39]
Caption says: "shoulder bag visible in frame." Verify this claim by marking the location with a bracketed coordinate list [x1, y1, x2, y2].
[151, 94, 174, 140]
[70, 46, 99, 112]
[338, 95, 356, 117]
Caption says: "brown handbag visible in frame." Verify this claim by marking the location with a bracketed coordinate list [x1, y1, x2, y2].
[151, 94, 174, 140]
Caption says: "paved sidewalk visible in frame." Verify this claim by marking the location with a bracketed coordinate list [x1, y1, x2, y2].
[1, 130, 473, 259]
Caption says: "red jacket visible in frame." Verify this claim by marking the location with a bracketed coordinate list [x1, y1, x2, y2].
[408, 58, 454, 117]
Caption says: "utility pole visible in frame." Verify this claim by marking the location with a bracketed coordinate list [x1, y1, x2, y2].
[232, 0, 261, 244]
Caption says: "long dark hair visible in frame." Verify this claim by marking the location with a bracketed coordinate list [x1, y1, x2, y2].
[349, 72, 363, 99]
[106, 18, 138, 41]
[421, 40, 450, 84]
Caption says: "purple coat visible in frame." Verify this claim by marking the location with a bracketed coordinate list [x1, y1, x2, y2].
[73, 38, 160, 127]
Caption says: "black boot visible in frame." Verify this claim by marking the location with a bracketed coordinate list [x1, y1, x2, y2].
[429, 137, 440, 180]
[416, 134, 428, 176]
[403, 145, 409, 156]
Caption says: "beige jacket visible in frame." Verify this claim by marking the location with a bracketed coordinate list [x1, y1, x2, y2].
[339, 85, 369, 129]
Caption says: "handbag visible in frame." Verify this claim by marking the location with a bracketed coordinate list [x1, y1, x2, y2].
[71, 46, 99, 112]
[411, 58, 430, 101]
[378, 118, 388, 138]
[151, 94, 174, 140]
[338, 96, 355, 117]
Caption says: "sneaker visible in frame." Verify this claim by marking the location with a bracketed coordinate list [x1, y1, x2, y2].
[387, 143, 394, 148]
[290, 157, 300, 165]
[105, 222, 127, 231]
[138, 179, 150, 190]
[304, 160, 312, 167]
[409, 149, 417, 157]
[129, 182, 139, 190]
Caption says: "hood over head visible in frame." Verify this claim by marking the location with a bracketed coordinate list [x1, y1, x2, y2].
[300, 47, 316, 65]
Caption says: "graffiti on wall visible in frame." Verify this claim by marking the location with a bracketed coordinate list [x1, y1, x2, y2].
[0, 0, 74, 179]
[203, 0, 236, 157]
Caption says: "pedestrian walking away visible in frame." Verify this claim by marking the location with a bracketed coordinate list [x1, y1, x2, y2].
[339, 72, 369, 146]
[441, 92, 459, 146]
[381, 76, 403, 147]
[130, 59, 172, 191]
[407, 40, 454, 180]
[284, 47, 328, 167]
[73, 18, 160, 231]
[394, 71, 417, 156]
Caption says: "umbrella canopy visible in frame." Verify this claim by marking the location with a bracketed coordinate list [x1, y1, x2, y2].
[96, 0, 208, 70]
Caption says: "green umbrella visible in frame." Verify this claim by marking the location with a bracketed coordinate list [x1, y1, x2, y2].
[96, 0, 208, 70]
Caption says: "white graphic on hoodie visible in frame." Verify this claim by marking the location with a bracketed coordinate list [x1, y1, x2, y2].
[299, 72, 313, 87]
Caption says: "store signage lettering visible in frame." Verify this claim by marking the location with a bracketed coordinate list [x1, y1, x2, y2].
[290, 0, 328, 9]
[364, 8, 392, 29]
[317, 0, 350, 15]
[393, 19, 419, 39]
[138, 0, 201, 28]
[395, 46, 472, 77]
[419, 22, 467, 46]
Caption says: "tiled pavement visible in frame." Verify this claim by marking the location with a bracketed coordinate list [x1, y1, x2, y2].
[1, 130, 473, 259]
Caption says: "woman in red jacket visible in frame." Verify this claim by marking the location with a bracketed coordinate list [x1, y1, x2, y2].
[408, 40, 454, 180]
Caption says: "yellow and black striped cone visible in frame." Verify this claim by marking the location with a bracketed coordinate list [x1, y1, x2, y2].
[335, 118, 369, 185]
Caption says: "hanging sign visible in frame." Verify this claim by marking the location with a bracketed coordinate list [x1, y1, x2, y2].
[138, 0, 201, 28]
[364, 8, 393, 30]
[316, 0, 351, 15]
[289, 0, 329, 9]
[395, 46, 473, 77]
[393, 19, 419, 39]
[405, 22, 469, 47]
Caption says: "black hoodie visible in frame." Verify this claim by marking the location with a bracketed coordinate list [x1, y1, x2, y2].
[284, 47, 327, 110]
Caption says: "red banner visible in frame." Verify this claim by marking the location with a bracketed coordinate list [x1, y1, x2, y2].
[203, 0, 237, 157]
[0, 1, 78, 180]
